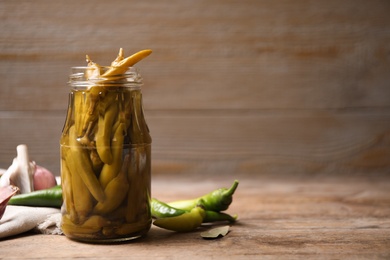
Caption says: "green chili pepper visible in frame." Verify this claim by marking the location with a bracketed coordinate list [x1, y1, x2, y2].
[151, 198, 237, 224]
[95, 95, 119, 165]
[151, 198, 187, 219]
[168, 180, 239, 212]
[203, 210, 237, 223]
[102, 49, 152, 77]
[8, 185, 63, 208]
[93, 151, 130, 215]
[68, 125, 106, 203]
[153, 206, 205, 232]
[98, 123, 125, 190]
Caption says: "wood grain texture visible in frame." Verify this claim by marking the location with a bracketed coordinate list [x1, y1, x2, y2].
[0, 0, 390, 110]
[0, 173, 389, 259]
[0, 0, 390, 175]
[1, 110, 389, 176]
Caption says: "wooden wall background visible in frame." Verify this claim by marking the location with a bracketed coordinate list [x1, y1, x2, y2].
[0, 0, 389, 177]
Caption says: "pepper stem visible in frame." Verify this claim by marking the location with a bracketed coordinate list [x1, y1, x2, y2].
[223, 180, 239, 197]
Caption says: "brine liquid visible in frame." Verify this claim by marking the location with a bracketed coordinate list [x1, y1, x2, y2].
[60, 87, 152, 243]
[60, 144, 151, 243]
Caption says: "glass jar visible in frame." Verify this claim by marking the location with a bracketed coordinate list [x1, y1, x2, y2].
[60, 66, 152, 243]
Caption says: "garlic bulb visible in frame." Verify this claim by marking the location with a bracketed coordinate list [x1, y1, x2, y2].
[0, 145, 35, 194]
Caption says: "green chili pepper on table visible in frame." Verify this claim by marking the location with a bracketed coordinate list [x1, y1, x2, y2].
[203, 210, 237, 223]
[168, 180, 239, 212]
[8, 185, 63, 208]
[150, 180, 239, 232]
[151, 198, 237, 223]
[151, 198, 187, 219]
[153, 206, 206, 232]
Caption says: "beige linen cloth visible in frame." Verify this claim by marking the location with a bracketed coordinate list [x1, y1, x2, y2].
[0, 205, 62, 239]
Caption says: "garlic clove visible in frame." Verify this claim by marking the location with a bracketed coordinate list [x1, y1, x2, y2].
[33, 165, 57, 191]
[0, 144, 35, 194]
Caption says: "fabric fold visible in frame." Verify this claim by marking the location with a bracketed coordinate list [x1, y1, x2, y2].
[0, 205, 61, 239]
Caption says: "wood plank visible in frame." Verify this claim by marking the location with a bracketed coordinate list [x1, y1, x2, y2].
[1, 110, 389, 176]
[0, 0, 389, 110]
[0, 173, 389, 258]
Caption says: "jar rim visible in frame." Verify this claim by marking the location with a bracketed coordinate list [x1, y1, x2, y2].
[68, 66, 143, 89]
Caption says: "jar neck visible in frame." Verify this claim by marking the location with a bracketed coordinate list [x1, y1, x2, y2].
[68, 66, 143, 89]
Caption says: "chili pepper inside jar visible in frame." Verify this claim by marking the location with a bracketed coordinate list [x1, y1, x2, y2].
[60, 51, 152, 243]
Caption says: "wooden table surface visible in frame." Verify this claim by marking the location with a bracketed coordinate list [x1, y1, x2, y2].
[1, 172, 389, 259]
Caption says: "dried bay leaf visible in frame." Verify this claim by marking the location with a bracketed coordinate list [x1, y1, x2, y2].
[201, 225, 230, 239]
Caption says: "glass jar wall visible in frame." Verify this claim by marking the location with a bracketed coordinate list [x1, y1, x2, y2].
[60, 67, 151, 243]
